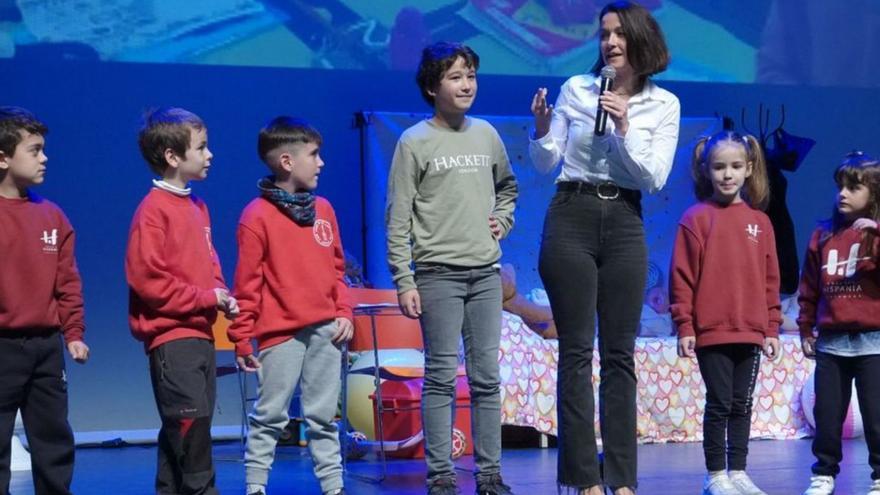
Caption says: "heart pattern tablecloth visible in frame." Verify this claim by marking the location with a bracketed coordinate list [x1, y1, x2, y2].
[498, 313, 814, 443]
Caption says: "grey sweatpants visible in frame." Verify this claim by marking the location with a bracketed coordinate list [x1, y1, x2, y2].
[244, 320, 343, 493]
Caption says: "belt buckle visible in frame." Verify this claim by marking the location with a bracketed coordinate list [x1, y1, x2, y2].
[596, 182, 620, 200]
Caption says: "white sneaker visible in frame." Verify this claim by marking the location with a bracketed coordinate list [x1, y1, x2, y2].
[728, 471, 767, 495]
[802, 475, 834, 495]
[867, 478, 880, 495]
[703, 472, 740, 495]
[246, 484, 266, 495]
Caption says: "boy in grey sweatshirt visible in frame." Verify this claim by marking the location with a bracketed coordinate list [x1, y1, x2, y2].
[385, 41, 518, 495]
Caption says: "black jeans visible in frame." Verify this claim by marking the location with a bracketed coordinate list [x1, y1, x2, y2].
[0, 330, 75, 495]
[696, 344, 761, 472]
[539, 189, 646, 489]
[812, 351, 880, 479]
[149, 338, 218, 495]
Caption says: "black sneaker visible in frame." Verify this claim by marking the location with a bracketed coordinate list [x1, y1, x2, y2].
[323, 490, 345, 495]
[476, 474, 513, 495]
[247, 489, 265, 495]
[428, 476, 460, 495]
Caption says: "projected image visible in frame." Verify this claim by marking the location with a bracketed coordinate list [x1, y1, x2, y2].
[1, 0, 875, 87]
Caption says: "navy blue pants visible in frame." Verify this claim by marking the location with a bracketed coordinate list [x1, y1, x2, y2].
[149, 338, 217, 495]
[0, 330, 75, 495]
[696, 344, 761, 472]
[812, 351, 880, 479]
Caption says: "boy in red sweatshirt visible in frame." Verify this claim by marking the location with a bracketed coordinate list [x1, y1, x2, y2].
[0, 106, 88, 495]
[125, 107, 238, 495]
[227, 116, 352, 495]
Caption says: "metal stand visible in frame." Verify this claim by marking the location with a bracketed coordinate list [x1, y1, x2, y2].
[341, 303, 399, 483]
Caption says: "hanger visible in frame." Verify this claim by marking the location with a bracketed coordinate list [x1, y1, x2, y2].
[741, 104, 785, 146]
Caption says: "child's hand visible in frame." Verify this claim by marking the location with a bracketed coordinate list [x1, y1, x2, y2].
[677, 336, 696, 358]
[236, 354, 260, 372]
[214, 288, 239, 318]
[398, 289, 421, 319]
[530, 87, 552, 139]
[333, 317, 354, 344]
[214, 288, 230, 309]
[489, 215, 502, 239]
[801, 335, 817, 358]
[224, 296, 240, 319]
[763, 337, 781, 362]
[852, 218, 879, 232]
[67, 340, 90, 364]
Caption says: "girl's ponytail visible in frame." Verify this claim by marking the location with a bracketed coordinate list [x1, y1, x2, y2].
[743, 134, 769, 210]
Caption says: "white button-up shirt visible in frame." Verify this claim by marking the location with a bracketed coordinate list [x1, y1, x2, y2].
[529, 73, 680, 193]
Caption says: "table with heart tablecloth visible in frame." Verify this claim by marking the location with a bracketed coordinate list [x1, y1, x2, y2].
[498, 313, 815, 443]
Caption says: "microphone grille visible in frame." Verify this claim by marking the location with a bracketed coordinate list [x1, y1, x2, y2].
[600, 65, 617, 79]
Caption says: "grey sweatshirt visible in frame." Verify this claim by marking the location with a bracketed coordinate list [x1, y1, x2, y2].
[385, 117, 518, 293]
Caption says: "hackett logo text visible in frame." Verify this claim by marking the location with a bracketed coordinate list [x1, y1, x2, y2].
[432, 154, 491, 172]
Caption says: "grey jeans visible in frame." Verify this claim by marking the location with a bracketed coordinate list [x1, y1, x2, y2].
[415, 263, 502, 483]
[244, 320, 343, 494]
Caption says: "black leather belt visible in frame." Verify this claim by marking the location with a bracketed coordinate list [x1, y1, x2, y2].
[556, 181, 641, 203]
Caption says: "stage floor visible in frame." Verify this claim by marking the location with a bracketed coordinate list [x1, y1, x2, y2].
[10, 438, 876, 494]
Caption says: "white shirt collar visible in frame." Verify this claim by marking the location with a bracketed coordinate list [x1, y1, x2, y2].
[582, 74, 670, 104]
[152, 179, 192, 196]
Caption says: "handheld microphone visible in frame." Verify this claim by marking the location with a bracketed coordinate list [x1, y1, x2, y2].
[594, 65, 617, 136]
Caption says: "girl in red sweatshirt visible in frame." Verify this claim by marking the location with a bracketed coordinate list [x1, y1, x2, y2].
[798, 152, 880, 495]
[669, 130, 782, 495]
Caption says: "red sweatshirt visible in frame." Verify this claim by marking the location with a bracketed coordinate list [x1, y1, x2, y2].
[797, 226, 880, 337]
[227, 196, 352, 357]
[669, 201, 782, 348]
[0, 193, 84, 343]
[125, 188, 226, 352]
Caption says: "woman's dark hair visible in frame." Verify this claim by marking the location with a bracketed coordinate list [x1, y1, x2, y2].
[590, 1, 670, 90]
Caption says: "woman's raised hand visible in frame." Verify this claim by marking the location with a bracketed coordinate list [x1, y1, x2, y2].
[531, 87, 552, 139]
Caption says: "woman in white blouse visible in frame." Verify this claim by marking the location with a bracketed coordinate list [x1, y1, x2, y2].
[529, 2, 680, 494]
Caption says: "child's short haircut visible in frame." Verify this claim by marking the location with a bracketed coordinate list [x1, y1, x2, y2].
[257, 116, 322, 165]
[415, 42, 480, 106]
[138, 107, 205, 176]
[0, 106, 48, 157]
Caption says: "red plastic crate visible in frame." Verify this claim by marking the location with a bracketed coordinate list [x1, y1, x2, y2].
[371, 376, 473, 458]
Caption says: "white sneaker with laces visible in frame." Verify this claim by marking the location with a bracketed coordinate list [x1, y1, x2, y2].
[802, 475, 834, 495]
[867, 478, 880, 495]
[702, 472, 740, 495]
[728, 471, 767, 495]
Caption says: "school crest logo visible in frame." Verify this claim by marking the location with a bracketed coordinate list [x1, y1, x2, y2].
[823, 244, 870, 277]
[822, 243, 871, 298]
[745, 223, 761, 243]
[313, 219, 333, 247]
[41, 228, 58, 253]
